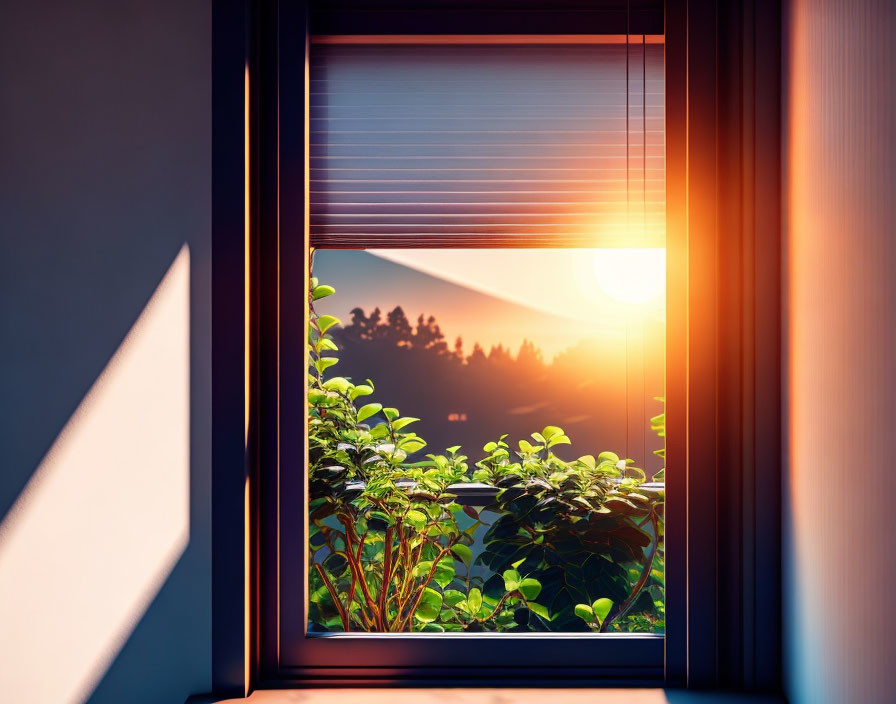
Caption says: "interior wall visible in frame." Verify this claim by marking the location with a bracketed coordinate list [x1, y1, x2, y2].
[0, 1, 211, 703]
[783, 2, 896, 703]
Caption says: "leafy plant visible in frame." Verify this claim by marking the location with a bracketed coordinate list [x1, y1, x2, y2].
[307, 272, 664, 633]
[475, 438, 664, 632]
[308, 274, 526, 632]
[603, 399, 666, 633]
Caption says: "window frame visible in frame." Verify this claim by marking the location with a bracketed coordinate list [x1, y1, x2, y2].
[210, 0, 783, 694]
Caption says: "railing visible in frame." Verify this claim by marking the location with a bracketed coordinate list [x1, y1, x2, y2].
[342, 479, 665, 506]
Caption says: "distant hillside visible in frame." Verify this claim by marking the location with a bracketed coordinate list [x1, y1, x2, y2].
[313, 250, 664, 474]
[312, 249, 621, 361]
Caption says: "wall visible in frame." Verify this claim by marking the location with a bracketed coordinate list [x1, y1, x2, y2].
[783, 1, 896, 703]
[0, 1, 211, 703]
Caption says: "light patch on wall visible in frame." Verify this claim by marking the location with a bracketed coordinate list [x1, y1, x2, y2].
[0, 246, 191, 704]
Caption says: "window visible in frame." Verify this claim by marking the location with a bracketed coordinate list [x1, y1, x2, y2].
[219, 0, 784, 690]
[306, 35, 666, 637]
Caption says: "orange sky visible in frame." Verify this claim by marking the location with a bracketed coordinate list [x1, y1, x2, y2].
[314, 249, 664, 360]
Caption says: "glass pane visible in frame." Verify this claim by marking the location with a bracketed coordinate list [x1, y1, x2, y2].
[307, 248, 665, 634]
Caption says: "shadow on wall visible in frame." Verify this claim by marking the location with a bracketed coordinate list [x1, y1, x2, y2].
[0, 249, 195, 703]
[0, 1, 212, 702]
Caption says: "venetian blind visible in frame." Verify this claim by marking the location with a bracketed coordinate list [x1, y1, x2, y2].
[310, 38, 664, 248]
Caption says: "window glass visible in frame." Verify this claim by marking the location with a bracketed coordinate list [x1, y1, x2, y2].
[308, 248, 665, 633]
[306, 35, 665, 636]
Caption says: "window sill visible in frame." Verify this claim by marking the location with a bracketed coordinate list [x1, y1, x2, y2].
[193, 688, 784, 704]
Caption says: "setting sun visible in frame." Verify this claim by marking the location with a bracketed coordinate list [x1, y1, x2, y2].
[593, 248, 666, 305]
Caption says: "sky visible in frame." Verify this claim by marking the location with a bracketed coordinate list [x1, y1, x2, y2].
[312, 248, 665, 361]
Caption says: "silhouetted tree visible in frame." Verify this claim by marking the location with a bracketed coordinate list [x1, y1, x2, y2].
[325, 302, 658, 475]
[453, 336, 464, 360]
[368, 307, 382, 335]
[414, 314, 449, 354]
[516, 339, 544, 368]
[488, 343, 513, 365]
[344, 306, 385, 341]
[386, 306, 413, 348]
[468, 342, 487, 365]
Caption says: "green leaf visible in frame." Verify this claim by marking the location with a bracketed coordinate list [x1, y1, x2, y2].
[391, 417, 420, 431]
[443, 589, 466, 607]
[317, 314, 341, 334]
[436, 558, 456, 588]
[576, 454, 596, 469]
[541, 426, 564, 441]
[548, 434, 571, 447]
[308, 389, 328, 405]
[413, 587, 443, 623]
[314, 357, 338, 374]
[518, 439, 544, 454]
[322, 377, 351, 394]
[519, 578, 542, 601]
[356, 403, 382, 423]
[399, 438, 427, 454]
[312, 284, 335, 300]
[598, 451, 620, 463]
[592, 598, 614, 626]
[574, 604, 594, 622]
[383, 407, 400, 421]
[467, 587, 482, 614]
[527, 602, 550, 620]
[483, 441, 498, 452]
[451, 543, 473, 568]
[415, 558, 455, 588]
[502, 569, 520, 592]
[405, 509, 427, 529]
[446, 445, 461, 454]
[348, 384, 373, 401]
[316, 337, 338, 353]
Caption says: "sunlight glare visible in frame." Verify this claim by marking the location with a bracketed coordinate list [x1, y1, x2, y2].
[593, 248, 666, 305]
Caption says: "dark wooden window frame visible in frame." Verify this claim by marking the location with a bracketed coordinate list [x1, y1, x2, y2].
[211, 0, 782, 695]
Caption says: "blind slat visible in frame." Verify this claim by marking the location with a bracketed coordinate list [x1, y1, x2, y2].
[310, 42, 664, 248]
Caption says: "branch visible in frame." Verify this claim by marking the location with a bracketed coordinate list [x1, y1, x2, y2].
[399, 538, 458, 631]
[339, 515, 381, 627]
[475, 590, 514, 624]
[377, 523, 397, 628]
[600, 510, 660, 632]
[313, 563, 349, 631]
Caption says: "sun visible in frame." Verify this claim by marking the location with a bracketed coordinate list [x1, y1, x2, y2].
[593, 248, 666, 305]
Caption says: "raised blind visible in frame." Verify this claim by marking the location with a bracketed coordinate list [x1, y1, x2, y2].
[310, 38, 664, 248]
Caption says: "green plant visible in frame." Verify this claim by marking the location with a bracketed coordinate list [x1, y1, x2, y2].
[475, 437, 664, 632]
[307, 273, 664, 633]
[603, 399, 666, 633]
[308, 275, 527, 632]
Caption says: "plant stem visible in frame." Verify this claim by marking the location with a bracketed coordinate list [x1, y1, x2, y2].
[600, 510, 660, 632]
[399, 539, 458, 631]
[377, 524, 396, 628]
[477, 591, 514, 624]
[339, 515, 380, 627]
[313, 563, 349, 631]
